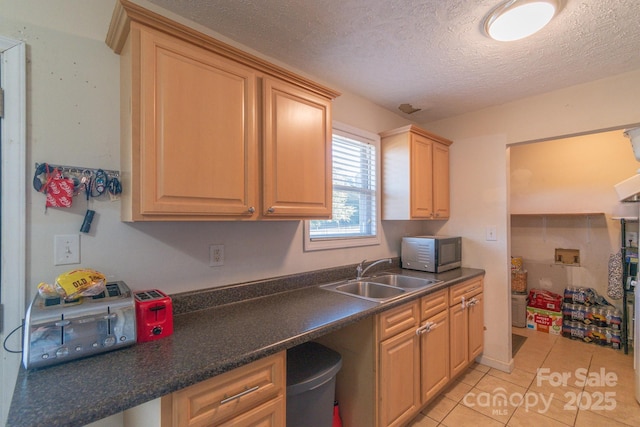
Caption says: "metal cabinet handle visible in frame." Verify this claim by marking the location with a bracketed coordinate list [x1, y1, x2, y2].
[416, 321, 436, 335]
[466, 297, 479, 308]
[248, 207, 255, 214]
[220, 385, 260, 405]
[267, 207, 275, 214]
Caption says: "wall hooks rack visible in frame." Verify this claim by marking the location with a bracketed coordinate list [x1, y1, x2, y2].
[34, 162, 120, 178]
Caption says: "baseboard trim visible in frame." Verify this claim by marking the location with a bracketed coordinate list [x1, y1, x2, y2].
[476, 354, 514, 373]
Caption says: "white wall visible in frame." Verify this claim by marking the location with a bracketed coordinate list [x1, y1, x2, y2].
[510, 130, 640, 215]
[423, 69, 640, 372]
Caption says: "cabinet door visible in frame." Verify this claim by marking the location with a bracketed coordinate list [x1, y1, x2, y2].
[449, 301, 469, 379]
[468, 292, 484, 360]
[136, 23, 258, 217]
[410, 134, 434, 218]
[379, 328, 420, 427]
[432, 143, 450, 219]
[262, 78, 332, 218]
[420, 309, 450, 404]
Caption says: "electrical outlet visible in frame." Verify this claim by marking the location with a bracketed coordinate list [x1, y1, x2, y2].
[209, 244, 224, 267]
[485, 226, 497, 241]
[54, 234, 80, 265]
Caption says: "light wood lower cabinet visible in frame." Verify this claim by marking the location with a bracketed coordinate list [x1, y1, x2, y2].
[468, 292, 485, 360]
[377, 303, 421, 427]
[316, 277, 484, 427]
[216, 397, 285, 427]
[419, 289, 450, 404]
[161, 352, 285, 427]
[449, 277, 485, 379]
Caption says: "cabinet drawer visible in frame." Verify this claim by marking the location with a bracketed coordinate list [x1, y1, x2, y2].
[171, 352, 285, 427]
[377, 301, 419, 341]
[217, 396, 285, 427]
[449, 277, 483, 307]
[421, 289, 448, 320]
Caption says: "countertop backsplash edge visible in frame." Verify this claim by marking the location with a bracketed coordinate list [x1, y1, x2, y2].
[170, 257, 402, 315]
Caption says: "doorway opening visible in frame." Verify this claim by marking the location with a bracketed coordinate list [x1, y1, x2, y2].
[508, 127, 639, 351]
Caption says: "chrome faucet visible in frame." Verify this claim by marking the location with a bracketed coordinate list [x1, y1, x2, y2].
[356, 258, 392, 279]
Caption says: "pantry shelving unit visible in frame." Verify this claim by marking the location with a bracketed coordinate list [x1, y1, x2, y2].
[618, 217, 638, 354]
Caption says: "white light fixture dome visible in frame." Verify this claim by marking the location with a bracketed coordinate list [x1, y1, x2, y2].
[484, 0, 560, 42]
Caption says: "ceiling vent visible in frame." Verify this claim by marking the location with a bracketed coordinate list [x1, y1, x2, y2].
[398, 103, 421, 115]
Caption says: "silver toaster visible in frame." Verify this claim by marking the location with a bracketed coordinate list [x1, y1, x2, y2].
[23, 281, 136, 369]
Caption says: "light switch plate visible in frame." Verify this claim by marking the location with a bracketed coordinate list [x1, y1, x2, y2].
[54, 234, 80, 265]
[485, 226, 497, 241]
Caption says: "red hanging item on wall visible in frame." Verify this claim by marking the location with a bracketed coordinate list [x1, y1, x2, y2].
[46, 174, 74, 208]
[39, 166, 74, 208]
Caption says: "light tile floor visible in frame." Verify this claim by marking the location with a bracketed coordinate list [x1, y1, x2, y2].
[407, 327, 638, 427]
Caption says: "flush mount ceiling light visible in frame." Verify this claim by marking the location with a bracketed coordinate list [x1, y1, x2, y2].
[484, 0, 560, 42]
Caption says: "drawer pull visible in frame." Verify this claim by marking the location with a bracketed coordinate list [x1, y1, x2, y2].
[465, 297, 479, 308]
[220, 385, 260, 405]
[416, 321, 437, 335]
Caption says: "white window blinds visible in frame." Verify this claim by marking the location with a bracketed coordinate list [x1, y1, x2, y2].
[309, 132, 377, 240]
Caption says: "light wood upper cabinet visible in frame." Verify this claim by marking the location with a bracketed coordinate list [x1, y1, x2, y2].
[130, 23, 258, 220]
[380, 125, 452, 220]
[106, 0, 339, 221]
[410, 134, 434, 218]
[433, 142, 450, 219]
[262, 78, 332, 218]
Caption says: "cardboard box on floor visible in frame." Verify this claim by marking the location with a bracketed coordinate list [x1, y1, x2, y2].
[526, 306, 562, 335]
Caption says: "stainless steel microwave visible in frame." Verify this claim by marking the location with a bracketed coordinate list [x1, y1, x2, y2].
[401, 236, 462, 273]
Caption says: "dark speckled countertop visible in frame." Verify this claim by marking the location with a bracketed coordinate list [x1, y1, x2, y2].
[7, 263, 484, 427]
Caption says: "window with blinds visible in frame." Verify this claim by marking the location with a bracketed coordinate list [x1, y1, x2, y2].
[305, 123, 380, 250]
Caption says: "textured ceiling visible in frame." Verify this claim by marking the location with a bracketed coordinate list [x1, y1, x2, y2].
[144, 0, 640, 122]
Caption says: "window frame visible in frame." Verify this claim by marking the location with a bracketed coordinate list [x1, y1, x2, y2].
[304, 121, 381, 251]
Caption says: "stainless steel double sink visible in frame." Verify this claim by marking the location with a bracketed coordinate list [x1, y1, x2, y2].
[321, 273, 442, 303]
